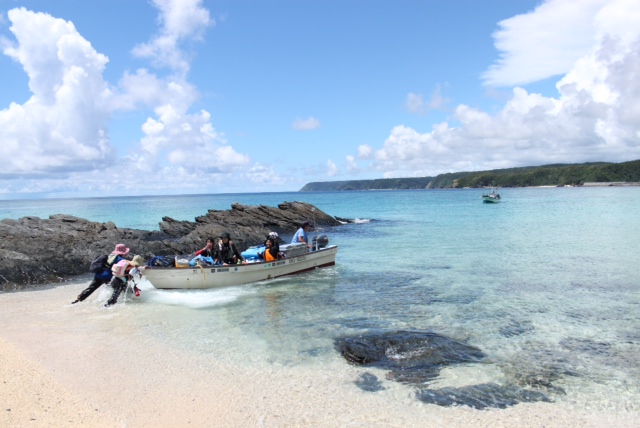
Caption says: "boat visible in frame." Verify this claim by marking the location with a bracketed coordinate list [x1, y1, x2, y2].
[481, 187, 501, 203]
[142, 243, 338, 290]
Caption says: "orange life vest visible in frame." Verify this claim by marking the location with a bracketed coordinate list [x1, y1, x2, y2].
[264, 248, 276, 262]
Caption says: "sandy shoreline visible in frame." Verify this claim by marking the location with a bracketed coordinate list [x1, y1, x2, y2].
[1, 282, 638, 428]
[0, 337, 117, 427]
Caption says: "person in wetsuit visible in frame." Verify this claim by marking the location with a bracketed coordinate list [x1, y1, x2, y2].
[218, 232, 245, 265]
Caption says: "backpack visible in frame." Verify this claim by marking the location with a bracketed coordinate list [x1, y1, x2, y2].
[89, 254, 109, 273]
[111, 259, 130, 278]
[148, 255, 174, 267]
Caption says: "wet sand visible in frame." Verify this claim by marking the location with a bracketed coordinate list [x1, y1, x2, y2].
[1, 282, 638, 428]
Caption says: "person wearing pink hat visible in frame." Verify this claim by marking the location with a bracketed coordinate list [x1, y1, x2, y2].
[104, 254, 145, 307]
[71, 243, 130, 304]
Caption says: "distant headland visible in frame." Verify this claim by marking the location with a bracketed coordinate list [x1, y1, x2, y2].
[299, 160, 640, 191]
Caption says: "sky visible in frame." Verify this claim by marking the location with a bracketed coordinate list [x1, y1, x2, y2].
[1, 0, 639, 199]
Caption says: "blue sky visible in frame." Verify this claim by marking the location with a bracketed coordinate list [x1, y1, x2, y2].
[1, 0, 639, 199]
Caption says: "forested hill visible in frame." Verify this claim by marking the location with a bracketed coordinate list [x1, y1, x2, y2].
[299, 160, 640, 191]
[299, 177, 434, 191]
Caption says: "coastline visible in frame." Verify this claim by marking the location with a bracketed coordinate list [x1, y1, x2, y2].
[1, 282, 638, 427]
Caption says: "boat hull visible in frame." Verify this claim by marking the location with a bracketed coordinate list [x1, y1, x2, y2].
[482, 196, 500, 203]
[143, 245, 338, 289]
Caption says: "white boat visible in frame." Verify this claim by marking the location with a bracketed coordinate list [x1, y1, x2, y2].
[481, 187, 501, 203]
[142, 244, 338, 290]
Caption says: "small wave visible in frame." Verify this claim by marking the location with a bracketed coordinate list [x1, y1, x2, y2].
[352, 218, 371, 224]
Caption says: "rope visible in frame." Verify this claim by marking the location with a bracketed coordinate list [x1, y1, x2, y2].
[194, 264, 206, 288]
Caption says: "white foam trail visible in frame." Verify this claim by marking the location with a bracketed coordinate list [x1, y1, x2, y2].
[137, 277, 256, 309]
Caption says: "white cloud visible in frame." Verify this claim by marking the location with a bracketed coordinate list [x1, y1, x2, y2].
[326, 159, 338, 176]
[346, 155, 358, 173]
[291, 117, 320, 131]
[0, 8, 114, 177]
[0, 1, 256, 194]
[356, 0, 640, 178]
[244, 163, 286, 185]
[406, 85, 450, 114]
[357, 144, 373, 159]
[131, 0, 212, 75]
[405, 92, 425, 114]
[483, 0, 609, 86]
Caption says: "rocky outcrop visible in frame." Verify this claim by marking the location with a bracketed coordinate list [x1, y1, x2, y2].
[0, 201, 344, 290]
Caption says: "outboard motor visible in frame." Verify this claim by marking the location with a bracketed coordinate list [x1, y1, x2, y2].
[312, 234, 329, 249]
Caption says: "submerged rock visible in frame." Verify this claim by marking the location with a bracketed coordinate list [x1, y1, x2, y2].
[354, 372, 385, 392]
[0, 201, 343, 290]
[415, 383, 551, 409]
[335, 330, 485, 387]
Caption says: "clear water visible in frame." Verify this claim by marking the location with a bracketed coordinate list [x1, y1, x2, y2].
[2, 187, 640, 412]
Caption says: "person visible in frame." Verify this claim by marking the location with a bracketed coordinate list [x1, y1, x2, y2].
[72, 243, 130, 304]
[259, 237, 279, 262]
[268, 232, 281, 255]
[104, 255, 145, 307]
[195, 237, 219, 264]
[291, 221, 313, 250]
[218, 232, 245, 265]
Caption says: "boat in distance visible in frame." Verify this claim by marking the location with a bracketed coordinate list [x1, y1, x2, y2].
[142, 245, 338, 290]
[481, 187, 501, 203]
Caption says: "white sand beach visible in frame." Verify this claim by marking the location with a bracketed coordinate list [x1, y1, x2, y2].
[1, 282, 638, 428]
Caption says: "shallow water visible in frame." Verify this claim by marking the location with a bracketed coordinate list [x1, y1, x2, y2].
[2, 187, 640, 413]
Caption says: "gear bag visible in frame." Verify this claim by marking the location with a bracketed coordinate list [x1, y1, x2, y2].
[89, 254, 109, 273]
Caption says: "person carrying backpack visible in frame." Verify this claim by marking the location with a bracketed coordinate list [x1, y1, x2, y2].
[71, 243, 130, 304]
[104, 255, 145, 307]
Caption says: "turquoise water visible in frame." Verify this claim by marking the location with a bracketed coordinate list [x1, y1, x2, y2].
[2, 187, 640, 411]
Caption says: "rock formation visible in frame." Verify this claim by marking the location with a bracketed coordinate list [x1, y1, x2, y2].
[335, 330, 553, 408]
[0, 201, 344, 290]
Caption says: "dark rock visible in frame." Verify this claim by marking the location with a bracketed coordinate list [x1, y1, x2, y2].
[415, 383, 551, 409]
[0, 201, 344, 290]
[335, 330, 485, 387]
[354, 372, 385, 392]
[159, 217, 197, 238]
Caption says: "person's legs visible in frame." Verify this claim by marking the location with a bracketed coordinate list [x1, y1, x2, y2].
[72, 278, 107, 304]
[104, 278, 126, 307]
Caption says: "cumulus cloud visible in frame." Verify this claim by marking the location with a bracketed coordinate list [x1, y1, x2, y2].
[291, 117, 320, 131]
[0, 8, 114, 178]
[346, 155, 358, 173]
[131, 0, 212, 75]
[0, 1, 268, 194]
[244, 163, 286, 186]
[357, 144, 373, 159]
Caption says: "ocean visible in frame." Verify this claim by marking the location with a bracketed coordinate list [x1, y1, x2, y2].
[1, 187, 639, 415]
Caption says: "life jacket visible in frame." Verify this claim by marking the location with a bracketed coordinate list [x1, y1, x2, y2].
[264, 248, 276, 262]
